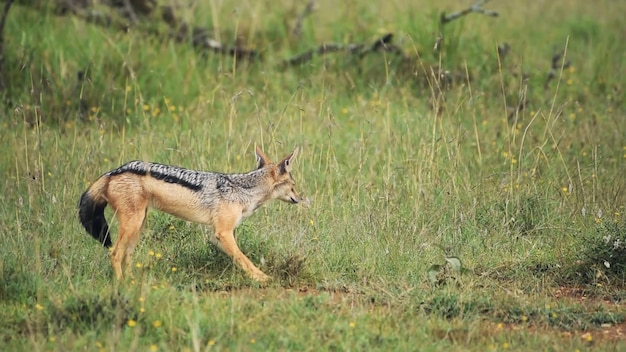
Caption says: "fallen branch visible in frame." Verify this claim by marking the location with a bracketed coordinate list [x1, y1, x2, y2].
[544, 49, 571, 89]
[440, 0, 498, 25]
[160, 7, 259, 61]
[0, 0, 15, 92]
[282, 33, 404, 67]
[52, 1, 261, 62]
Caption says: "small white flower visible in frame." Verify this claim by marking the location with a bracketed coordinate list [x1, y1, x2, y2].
[613, 239, 622, 250]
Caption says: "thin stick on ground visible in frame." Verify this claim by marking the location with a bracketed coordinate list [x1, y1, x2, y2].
[282, 33, 404, 67]
[440, 0, 498, 25]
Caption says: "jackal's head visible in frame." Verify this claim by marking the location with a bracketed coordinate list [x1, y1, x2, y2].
[256, 145, 302, 204]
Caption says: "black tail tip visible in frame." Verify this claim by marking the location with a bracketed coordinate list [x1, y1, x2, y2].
[78, 191, 112, 247]
[99, 231, 112, 247]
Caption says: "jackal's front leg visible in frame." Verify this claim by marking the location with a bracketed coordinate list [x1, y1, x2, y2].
[212, 220, 271, 283]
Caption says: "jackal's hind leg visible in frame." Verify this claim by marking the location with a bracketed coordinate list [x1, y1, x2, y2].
[110, 204, 148, 280]
[211, 218, 271, 283]
[121, 209, 148, 276]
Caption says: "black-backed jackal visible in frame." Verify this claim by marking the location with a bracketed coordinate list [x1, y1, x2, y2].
[78, 146, 301, 283]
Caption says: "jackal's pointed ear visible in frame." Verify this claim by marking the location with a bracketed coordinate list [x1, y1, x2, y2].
[255, 145, 272, 169]
[277, 147, 298, 174]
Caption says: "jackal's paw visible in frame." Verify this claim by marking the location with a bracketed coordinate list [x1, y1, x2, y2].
[253, 273, 272, 284]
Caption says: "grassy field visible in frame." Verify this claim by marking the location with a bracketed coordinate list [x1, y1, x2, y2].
[1, 0, 625, 350]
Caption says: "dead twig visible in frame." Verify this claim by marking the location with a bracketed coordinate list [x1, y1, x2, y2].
[122, 0, 139, 23]
[0, 0, 15, 92]
[544, 49, 571, 90]
[433, 32, 443, 55]
[161, 7, 259, 61]
[497, 42, 510, 63]
[283, 33, 403, 67]
[507, 85, 529, 123]
[52, 1, 260, 62]
[293, 0, 315, 38]
[440, 0, 498, 25]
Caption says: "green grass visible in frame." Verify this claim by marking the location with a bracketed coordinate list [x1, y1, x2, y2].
[1, 0, 626, 350]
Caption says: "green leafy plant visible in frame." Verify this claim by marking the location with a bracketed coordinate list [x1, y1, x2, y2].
[427, 248, 472, 287]
[576, 217, 626, 283]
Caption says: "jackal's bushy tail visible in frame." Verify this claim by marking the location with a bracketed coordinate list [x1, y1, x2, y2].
[78, 177, 112, 247]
